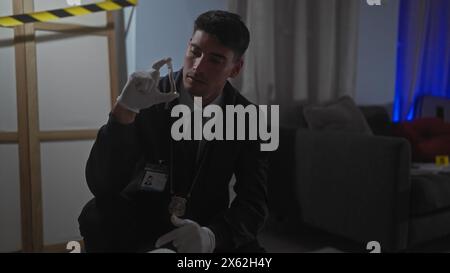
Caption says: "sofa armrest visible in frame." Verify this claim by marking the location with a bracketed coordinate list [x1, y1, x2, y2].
[295, 129, 411, 251]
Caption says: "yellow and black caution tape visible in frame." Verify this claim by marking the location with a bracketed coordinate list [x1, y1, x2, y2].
[0, 0, 138, 28]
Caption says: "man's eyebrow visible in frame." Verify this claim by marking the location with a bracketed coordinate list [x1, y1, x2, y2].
[190, 42, 227, 60]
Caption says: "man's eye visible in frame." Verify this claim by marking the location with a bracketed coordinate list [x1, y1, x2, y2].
[189, 48, 201, 57]
[209, 57, 223, 64]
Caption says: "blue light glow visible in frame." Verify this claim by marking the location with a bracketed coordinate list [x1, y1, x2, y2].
[393, 0, 450, 122]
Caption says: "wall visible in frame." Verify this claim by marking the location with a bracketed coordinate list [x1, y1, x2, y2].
[133, 0, 227, 73]
[354, 0, 400, 108]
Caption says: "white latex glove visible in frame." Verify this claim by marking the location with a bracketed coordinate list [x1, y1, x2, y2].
[117, 58, 179, 113]
[155, 214, 216, 253]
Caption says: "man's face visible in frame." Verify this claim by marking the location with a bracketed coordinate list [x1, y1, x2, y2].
[183, 30, 243, 104]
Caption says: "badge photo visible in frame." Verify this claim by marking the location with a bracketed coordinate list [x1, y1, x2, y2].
[140, 163, 168, 192]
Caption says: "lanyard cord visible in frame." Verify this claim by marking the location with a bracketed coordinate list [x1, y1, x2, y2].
[169, 137, 203, 200]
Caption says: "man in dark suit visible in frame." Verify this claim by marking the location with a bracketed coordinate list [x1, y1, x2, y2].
[79, 10, 269, 253]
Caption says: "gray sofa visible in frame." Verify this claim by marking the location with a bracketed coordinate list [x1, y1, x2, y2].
[267, 106, 450, 252]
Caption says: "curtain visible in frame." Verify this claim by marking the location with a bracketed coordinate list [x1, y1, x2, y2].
[229, 0, 360, 125]
[393, 0, 450, 121]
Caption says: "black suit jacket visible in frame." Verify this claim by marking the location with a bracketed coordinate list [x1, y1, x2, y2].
[85, 70, 269, 251]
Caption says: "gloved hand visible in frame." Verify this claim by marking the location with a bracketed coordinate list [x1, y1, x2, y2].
[117, 58, 179, 113]
[155, 214, 216, 253]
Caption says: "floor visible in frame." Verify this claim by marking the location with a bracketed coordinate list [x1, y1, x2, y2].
[259, 222, 450, 253]
[259, 224, 364, 253]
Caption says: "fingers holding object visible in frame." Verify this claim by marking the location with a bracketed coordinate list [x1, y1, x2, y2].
[152, 57, 172, 71]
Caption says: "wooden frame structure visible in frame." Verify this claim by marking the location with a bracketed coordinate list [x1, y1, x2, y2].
[0, 0, 120, 252]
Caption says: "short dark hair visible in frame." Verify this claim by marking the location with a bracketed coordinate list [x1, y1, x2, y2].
[194, 10, 250, 61]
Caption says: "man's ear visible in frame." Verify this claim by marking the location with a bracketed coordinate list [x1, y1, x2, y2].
[229, 58, 244, 78]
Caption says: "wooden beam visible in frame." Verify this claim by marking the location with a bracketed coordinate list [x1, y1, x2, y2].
[0, 132, 18, 143]
[33, 22, 111, 36]
[14, 0, 32, 254]
[39, 130, 98, 142]
[14, 0, 43, 253]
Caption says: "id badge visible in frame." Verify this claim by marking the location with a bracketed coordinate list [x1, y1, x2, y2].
[140, 163, 168, 192]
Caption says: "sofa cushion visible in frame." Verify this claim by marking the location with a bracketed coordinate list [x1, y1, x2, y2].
[410, 173, 450, 216]
[303, 96, 373, 134]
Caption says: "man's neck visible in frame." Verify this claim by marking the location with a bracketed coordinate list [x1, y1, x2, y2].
[179, 86, 224, 110]
[192, 92, 222, 106]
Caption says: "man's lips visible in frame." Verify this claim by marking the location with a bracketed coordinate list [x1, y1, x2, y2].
[187, 75, 206, 84]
